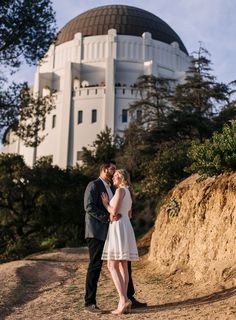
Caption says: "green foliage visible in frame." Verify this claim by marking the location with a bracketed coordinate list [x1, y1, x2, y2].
[0, 0, 56, 69]
[170, 45, 230, 141]
[0, 82, 22, 135]
[129, 74, 175, 128]
[187, 121, 236, 177]
[15, 84, 56, 148]
[131, 188, 157, 237]
[0, 237, 41, 263]
[1, 83, 56, 150]
[115, 123, 150, 181]
[214, 100, 236, 131]
[0, 0, 56, 141]
[122, 45, 235, 189]
[0, 154, 89, 262]
[40, 237, 59, 249]
[81, 126, 119, 177]
[166, 198, 180, 217]
[142, 142, 191, 197]
[124, 44, 236, 201]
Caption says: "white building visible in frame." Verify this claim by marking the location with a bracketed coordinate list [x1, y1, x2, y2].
[3, 5, 191, 167]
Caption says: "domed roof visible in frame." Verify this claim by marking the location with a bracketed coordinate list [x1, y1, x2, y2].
[56, 5, 188, 55]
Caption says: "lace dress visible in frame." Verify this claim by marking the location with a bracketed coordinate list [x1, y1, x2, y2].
[102, 187, 139, 261]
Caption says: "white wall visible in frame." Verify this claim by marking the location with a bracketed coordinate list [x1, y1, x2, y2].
[2, 30, 191, 167]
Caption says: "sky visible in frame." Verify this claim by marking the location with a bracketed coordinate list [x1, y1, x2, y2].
[7, 0, 236, 85]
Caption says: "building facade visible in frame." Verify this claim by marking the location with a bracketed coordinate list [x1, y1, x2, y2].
[2, 5, 191, 167]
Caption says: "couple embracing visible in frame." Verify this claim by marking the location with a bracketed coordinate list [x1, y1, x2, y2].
[84, 161, 146, 314]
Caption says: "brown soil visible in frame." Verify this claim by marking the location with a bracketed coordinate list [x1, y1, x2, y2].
[0, 238, 236, 320]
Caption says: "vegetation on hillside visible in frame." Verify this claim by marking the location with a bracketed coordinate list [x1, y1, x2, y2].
[0, 155, 89, 263]
[187, 121, 236, 177]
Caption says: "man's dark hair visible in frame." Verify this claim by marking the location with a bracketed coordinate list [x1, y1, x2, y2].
[99, 160, 116, 173]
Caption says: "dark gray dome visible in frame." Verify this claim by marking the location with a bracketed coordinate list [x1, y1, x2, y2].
[56, 5, 188, 55]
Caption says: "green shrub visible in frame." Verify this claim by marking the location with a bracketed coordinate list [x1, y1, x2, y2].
[187, 120, 236, 177]
[166, 197, 180, 217]
[0, 154, 89, 262]
[142, 141, 191, 197]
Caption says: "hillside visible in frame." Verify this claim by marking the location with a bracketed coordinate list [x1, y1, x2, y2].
[149, 173, 236, 288]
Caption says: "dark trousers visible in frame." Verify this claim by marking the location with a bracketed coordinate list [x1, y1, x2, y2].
[85, 238, 135, 306]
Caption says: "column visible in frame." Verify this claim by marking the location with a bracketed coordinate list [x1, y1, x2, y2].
[104, 29, 117, 133]
[57, 61, 72, 168]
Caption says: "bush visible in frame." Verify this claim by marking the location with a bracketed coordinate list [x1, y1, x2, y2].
[0, 154, 89, 262]
[187, 121, 236, 177]
[142, 141, 191, 197]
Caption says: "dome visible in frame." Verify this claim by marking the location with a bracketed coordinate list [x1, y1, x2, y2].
[56, 5, 188, 55]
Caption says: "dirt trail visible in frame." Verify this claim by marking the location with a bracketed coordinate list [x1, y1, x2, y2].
[0, 247, 236, 320]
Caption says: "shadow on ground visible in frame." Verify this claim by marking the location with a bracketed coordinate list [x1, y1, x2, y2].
[0, 260, 74, 319]
[130, 286, 236, 314]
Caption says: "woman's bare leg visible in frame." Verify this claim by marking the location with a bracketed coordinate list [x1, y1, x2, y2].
[119, 260, 129, 296]
[107, 260, 128, 309]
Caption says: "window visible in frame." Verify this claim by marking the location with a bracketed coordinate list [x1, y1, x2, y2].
[91, 109, 97, 123]
[122, 109, 128, 123]
[77, 151, 84, 161]
[78, 110, 83, 124]
[52, 115, 56, 128]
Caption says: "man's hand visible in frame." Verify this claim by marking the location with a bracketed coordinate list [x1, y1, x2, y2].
[101, 192, 109, 207]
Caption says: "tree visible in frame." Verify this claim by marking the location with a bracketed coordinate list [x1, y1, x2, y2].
[170, 45, 230, 140]
[187, 120, 236, 177]
[123, 75, 176, 169]
[0, 153, 35, 243]
[0, 0, 56, 69]
[213, 80, 236, 130]
[115, 123, 150, 181]
[0, 154, 89, 262]
[129, 74, 175, 128]
[0, 0, 57, 142]
[16, 84, 55, 162]
[141, 141, 191, 197]
[0, 82, 21, 134]
[81, 126, 119, 177]
[1, 82, 55, 140]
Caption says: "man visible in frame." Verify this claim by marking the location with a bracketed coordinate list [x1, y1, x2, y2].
[84, 161, 146, 313]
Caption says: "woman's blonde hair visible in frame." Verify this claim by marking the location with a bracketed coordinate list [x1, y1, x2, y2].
[115, 169, 134, 199]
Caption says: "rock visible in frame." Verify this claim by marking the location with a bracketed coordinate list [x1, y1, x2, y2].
[149, 173, 236, 287]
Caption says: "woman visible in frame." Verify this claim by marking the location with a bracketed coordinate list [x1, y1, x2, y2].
[101, 169, 139, 315]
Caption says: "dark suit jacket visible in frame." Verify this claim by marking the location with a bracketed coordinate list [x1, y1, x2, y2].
[84, 178, 115, 241]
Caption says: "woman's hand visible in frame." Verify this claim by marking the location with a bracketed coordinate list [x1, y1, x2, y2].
[110, 213, 122, 222]
[101, 192, 109, 208]
[128, 209, 132, 219]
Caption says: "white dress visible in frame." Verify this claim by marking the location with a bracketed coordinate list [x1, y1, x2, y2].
[102, 187, 139, 261]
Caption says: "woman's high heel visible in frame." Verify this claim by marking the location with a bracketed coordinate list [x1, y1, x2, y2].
[111, 300, 132, 315]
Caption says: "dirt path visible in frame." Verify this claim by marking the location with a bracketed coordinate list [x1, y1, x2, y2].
[0, 247, 236, 320]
